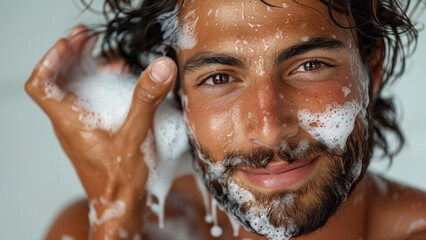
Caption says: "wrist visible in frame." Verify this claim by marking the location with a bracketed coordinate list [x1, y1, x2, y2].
[88, 185, 147, 239]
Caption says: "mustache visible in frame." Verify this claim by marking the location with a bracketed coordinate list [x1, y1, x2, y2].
[222, 141, 328, 173]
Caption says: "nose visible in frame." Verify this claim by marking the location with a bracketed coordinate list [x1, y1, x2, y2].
[245, 82, 299, 148]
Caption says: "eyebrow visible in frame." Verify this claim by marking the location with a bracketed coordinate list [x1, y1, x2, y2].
[275, 37, 346, 64]
[182, 37, 346, 74]
[183, 52, 246, 74]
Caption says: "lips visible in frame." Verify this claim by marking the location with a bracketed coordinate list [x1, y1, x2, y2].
[240, 156, 318, 190]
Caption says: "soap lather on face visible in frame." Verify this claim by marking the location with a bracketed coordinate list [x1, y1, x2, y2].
[174, 0, 372, 239]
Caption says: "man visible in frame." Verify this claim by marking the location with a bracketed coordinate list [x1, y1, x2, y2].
[25, 0, 426, 239]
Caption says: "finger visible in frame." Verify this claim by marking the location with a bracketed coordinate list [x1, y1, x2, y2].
[66, 25, 99, 72]
[25, 38, 71, 107]
[68, 25, 90, 56]
[116, 57, 177, 145]
[68, 25, 99, 59]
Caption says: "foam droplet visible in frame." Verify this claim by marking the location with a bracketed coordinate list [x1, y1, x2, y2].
[210, 226, 223, 238]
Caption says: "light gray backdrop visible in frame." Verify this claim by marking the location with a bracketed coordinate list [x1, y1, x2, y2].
[0, 1, 425, 239]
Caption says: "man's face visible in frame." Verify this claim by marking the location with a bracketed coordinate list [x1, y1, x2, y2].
[174, 0, 369, 238]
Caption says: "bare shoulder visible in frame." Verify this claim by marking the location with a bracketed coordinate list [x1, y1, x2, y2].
[366, 173, 426, 240]
[43, 176, 212, 240]
[44, 198, 90, 240]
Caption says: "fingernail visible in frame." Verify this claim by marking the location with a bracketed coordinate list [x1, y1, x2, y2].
[150, 59, 173, 83]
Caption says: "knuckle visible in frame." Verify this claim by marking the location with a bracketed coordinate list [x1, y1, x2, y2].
[136, 85, 162, 105]
[24, 78, 35, 96]
[25, 68, 54, 97]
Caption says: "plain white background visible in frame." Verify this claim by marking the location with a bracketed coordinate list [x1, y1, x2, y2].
[0, 1, 425, 239]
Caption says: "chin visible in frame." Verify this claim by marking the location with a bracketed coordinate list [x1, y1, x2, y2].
[193, 149, 364, 239]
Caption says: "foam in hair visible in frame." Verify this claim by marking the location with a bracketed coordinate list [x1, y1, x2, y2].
[156, 5, 199, 52]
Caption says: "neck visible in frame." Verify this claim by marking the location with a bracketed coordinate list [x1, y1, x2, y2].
[296, 175, 368, 240]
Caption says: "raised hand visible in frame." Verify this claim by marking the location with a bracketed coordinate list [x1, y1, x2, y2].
[25, 25, 177, 239]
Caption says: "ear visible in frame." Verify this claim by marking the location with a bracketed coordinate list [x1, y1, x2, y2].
[367, 40, 385, 99]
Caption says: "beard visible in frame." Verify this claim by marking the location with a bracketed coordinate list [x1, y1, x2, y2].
[190, 117, 370, 240]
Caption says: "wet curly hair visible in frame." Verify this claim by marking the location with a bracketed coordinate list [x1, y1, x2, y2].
[81, 0, 424, 168]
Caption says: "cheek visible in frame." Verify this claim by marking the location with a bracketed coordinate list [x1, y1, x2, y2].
[183, 92, 237, 156]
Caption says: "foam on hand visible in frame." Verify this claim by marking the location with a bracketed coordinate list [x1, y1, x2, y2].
[65, 70, 137, 133]
[65, 69, 199, 230]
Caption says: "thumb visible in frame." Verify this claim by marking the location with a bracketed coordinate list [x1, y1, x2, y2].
[117, 57, 177, 144]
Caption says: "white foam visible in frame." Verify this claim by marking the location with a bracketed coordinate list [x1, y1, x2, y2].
[279, 139, 310, 159]
[301, 36, 310, 42]
[275, 29, 284, 39]
[67, 69, 196, 230]
[406, 218, 426, 234]
[40, 49, 67, 101]
[342, 86, 351, 98]
[225, 211, 242, 237]
[61, 235, 74, 240]
[179, 89, 190, 112]
[118, 227, 129, 239]
[194, 173, 213, 223]
[88, 197, 127, 226]
[254, 56, 265, 76]
[292, 139, 310, 159]
[133, 234, 141, 240]
[65, 70, 137, 133]
[42, 79, 66, 101]
[298, 100, 361, 150]
[194, 154, 298, 240]
[140, 98, 193, 229]
[177, 10, 199, 50]
[210, 198, 223, 237]
[226, 180, 297, 240]
[241, 3, 245, 20]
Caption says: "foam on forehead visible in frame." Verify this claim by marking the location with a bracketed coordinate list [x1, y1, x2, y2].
[156, 4, 200, 52]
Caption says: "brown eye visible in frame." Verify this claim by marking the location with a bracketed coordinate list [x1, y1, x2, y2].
[303, 61, 324, 71]
[212, 74, 230, 84]
[204, 73, 235, 86]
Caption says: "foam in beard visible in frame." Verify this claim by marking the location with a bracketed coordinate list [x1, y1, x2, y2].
[194, 155, 298, 240]
[226, 179, 297, 240]
[297, 100, 361, 150]
[279, 139, 310, 159]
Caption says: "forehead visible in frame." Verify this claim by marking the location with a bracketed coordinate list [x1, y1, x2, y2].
[177, 0, 353, 57]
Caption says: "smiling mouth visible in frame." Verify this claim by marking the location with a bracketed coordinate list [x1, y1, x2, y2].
[239, 156, 318, 190]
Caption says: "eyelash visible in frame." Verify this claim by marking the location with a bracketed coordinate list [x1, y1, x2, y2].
[195, 72, 236, 88]
[194, 59, 335, 88]
[291, 59, 335, 75]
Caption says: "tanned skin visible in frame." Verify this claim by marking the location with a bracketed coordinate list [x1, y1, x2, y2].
[26, 1, 426, 239]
